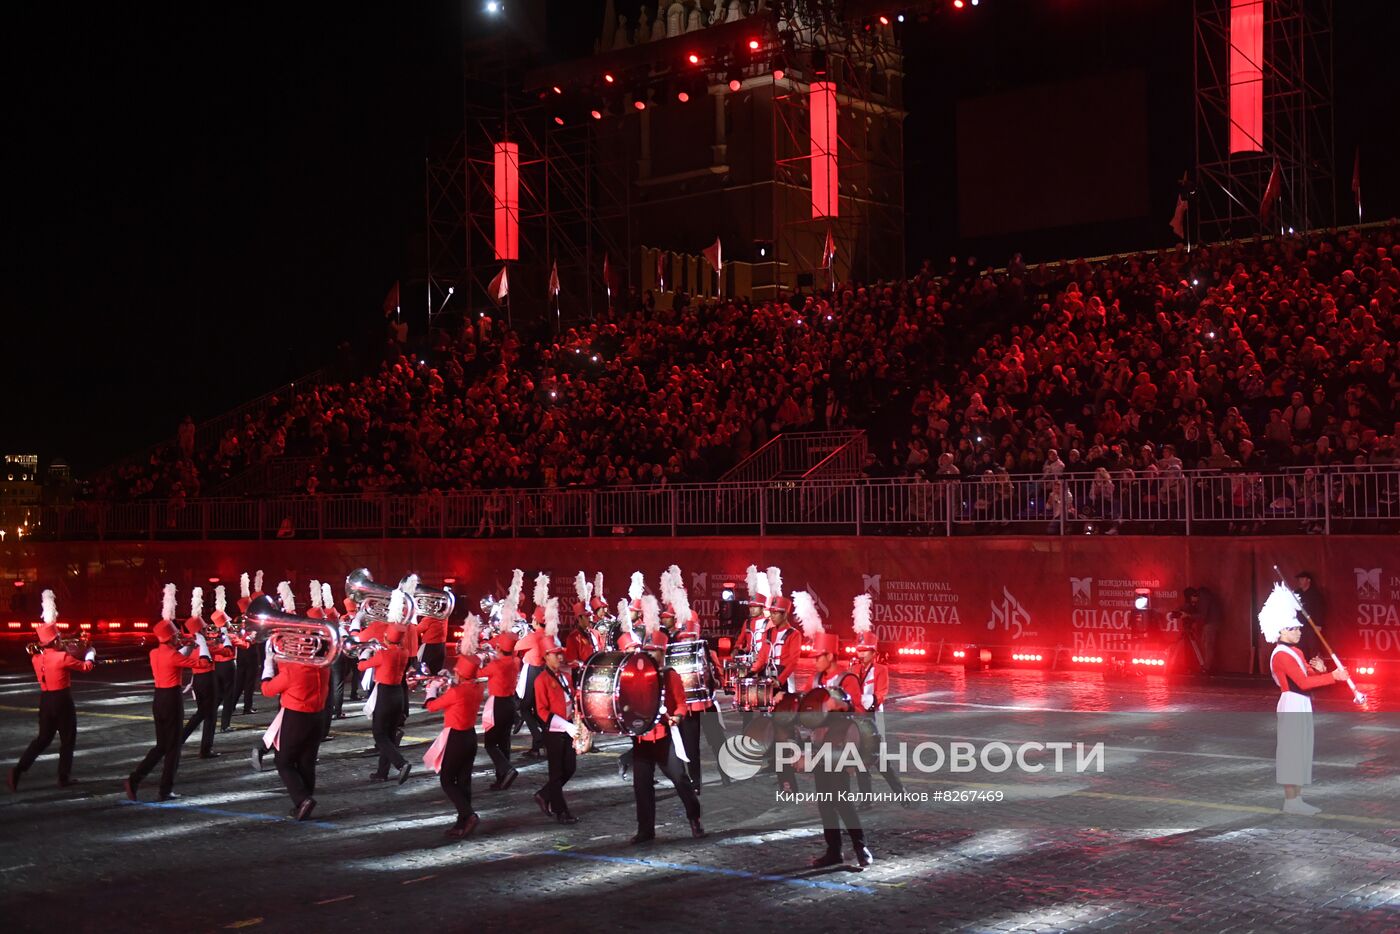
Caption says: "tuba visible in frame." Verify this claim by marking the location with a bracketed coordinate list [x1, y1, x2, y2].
[403, 576, 456, 620]
[345, 569, 418, 627]
[244, 595, 340, 667]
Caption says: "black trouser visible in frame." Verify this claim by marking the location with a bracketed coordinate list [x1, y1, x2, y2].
[318, 683, 334, 742]
[275, 708, 321, 808]
[422, 642, 446, 675]
[215, 660, 237, 730]
[677, 714, 703, 787]
[814, 764, 864, 854]
[180, 670, 217, 756]
[16, 688, 77, 782]
[484, 696, 516, 782]
[131, 687, 184, 797]
[539, 731, 576, 814]
[854, 715, 904, 796]
[371, 685, 407, 777]
[331, 655, 356, 716]
[520, 666, 545, 751]
[632, 734, 701, 835]
[439, 728, 477, 822]
[237, 644, 262, 712]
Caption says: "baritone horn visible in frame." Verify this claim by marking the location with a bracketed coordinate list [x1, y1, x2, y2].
[345, 568, 418, 626]
[404, 578, 456, 620]
[245, 595, 340, 667]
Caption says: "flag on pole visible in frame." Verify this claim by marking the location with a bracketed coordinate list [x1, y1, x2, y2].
[702, 237, 722, 273]
[821, 227, 836, 270]
[548, 261, 560, 297]
[1168, 195, 1188, 240]
[487, 266, 509, 304]
[656, 251, 666, 292]
[603, 253, 611, 296]
[1259, 160, 1282, 225]
[1351, 148, 1362, 220]
[382, 281, 400, 318]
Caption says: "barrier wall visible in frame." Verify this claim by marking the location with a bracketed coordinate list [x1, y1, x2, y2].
[3, 536, 1397, 672]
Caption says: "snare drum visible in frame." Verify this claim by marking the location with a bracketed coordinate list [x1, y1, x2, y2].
[798, 685, 853, 729]
[664, 639, 712, 705]
[734, 676, 780, 712]
[579, 651, 663, 736]
[722, 651, 754, 692]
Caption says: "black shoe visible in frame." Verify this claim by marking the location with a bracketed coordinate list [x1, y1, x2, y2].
[524, 748, 543, 759]
[369, 773, 388, 783]
[219, 727, 232, 734]
[199, 752, 221, 760]
[809, 851, 843, 868]
[618, 760, 629, 781]
[295, 797, 317, 821]
[159, 791, 181, 801]
[533, 792, 552, 817]
[397, 764, 412, 785]
[57, 777, 79, 788]
[556, 811, 579, 825]
[630, 830, 655, 844]
[333, 713, 346, 720]
[251, 749, 265, 772]
[488, 780, 503, 791]
[242, 707, 256, 715]
[123, 777, 137, 801]
[690, 818, 706, 839]
[856, 846, 874, 867]
[457, 812, 480, 837]
[6, 768, 19, 793]
[500, 767, 519, 790]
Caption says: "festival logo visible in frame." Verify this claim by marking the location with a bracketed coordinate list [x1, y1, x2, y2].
[986, 587, 1032, 640]
[865, 573, 962, 645]
[1067, 576, 1176, 653]
[1070, 577, 1093, 606]
[862, 573, 882, 596]
[691, 571, 708, 593]
[1354, 567, 1381, 600]
[1354, 566, 1399, 654]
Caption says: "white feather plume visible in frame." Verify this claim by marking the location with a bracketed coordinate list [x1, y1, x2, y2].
[277, 581, 295, 613]
[214, 585, 227, 614]
[575, 571, 591, 606]
[240, 572, 251, 600]
[745, 564, 760, 597]
[507, 568, 524, 606]
[766, 566, 783, 598]
[641, 595, 660, 635]
[617, 598, 632, 631]
[670, 578, 691, 629]
[253, 570, 264, 593]
[321, 582, 334, 611]
[629, 571, 645, 602]
[752, 566, 771, 599]
[659, 567, 675, 607]
[161, 583, 177, 621]
[309, 580, 323, 609]
[533, 571, 551, 609]
[1258, 583, 1302, 644]
[852, 593, 873, 635]
[462, 613, 482, 656]
[41, 589, 57, 625]
[387, 588, 407, 624]
[793, 591, 823, 638]
[594, 572, 605, 604]
[401, 574, 420, 595]
[190, 586, 204, 619]
[544, 598, 560, 638]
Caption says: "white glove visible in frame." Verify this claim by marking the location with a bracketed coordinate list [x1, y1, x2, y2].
[425, 681, 444, 701]
[221, 632, 233, 648]
[84, 648, 97, 663]
[262, 652, 277, 681]
[194, 632, 212, 660]
[549, 714, 579, 738]
[361, 669, 374, 692]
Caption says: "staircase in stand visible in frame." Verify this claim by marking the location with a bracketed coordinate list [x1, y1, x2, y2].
[720, 430, 867, 483]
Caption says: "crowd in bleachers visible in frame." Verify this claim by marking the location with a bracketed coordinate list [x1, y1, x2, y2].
[93, 224, 1400, 505]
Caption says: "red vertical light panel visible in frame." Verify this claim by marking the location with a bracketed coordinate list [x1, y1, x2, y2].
[810, 81, 838, 218]
[493, 142, 519, 261]
[1228, 0, 1264, 153]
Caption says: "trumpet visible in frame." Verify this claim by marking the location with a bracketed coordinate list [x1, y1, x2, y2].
[345, 569, 418, 627]
[244, 595, 340, 667]
[403, 576, 456, 620]
[26, 633, 91, 658]
[339, 637, 382, 661]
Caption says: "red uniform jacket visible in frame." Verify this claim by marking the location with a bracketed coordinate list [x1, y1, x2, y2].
[735, 615, 769, 655]
[149, 643, 212, 688]
[751, 623, 801, 684]
[534, 667, 575, 724]
[417, 615, 447, 646]
[358, 645, 410, 685]
[1270, 645, 1336, 695]
[564, 627, 604, 666]
[32, 648, 94, 691]
[853, 660, 889, 711]
[517, 629, 555, 667]
[638, 668, 688, 742]
[483, 653, 522, 698]
[211, 641, 236, 663]
[426, 679, 484, 731]
[261, 662, 330, 714]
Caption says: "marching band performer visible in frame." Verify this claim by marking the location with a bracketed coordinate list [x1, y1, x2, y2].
[750, 593, 800, 697]
[235, 571, 267, 715]
[358, 589, 413, 784]
[1259, 583, 1350, 815]
[210, 585, 241, 733]
[590, 572, 611, 648]
[329, 582, 359, 717]
[515, 571, 554, 758]
[802, 691, 874, 869]
[533, 625, 579, 824]
[482, 629, 521, 790]
[850, 594, 904, 800]
[178, 587, 231, 759]
[314, 582, 341, 740]
[8, 590, 95, 792]
[628, 596, 704, 843]
[423, 618, 486, 838]
[259, 632, 331, 821]
[734, 564, 771, 656]
[415, 580, 450, 678]
[565, 573, 604, 678]
[662, 569, 726, 791]
[125, 584, 213, 801]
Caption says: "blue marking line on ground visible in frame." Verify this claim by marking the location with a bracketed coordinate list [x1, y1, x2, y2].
[552, 849, 877, 894]
[118, 797, 337, 829]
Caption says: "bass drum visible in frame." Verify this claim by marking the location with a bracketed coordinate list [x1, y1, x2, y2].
[664, 639, 712, 706]
[579, 651, 663, 736]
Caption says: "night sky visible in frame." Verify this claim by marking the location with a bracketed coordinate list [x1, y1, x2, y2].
[6, 0, 1397, 472]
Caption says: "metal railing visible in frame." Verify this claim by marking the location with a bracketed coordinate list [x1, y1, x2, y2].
[30, 466, 1398, 541]
[719, 430, 866, 482]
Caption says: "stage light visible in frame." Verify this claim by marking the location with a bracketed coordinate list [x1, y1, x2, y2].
[632, 99, 646, 111]
[208, 577, 220, 583]
[971, 0, 979, 5]
[687, 53, 700, 64]
[552, 85, 562, 95]
[554, 115, 565, 125]
[953, 0, 964, 8]
[484, 0, 500, 13]
[603, 72, 615, 84]
[773, 68, 785, 81]
[897, 13, 905, 22]
[1133, 588, 1151, 611]
[729, 78, 742, 92]
[590, 109, 603, 120]
[6, 621, 19, 629]
[748, 38, 760, 50]
[952, 649, 966, 659]
[879, 15, 890, 25]
[677, 90, 690, 102]
[1207, 330, 1216, 339]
